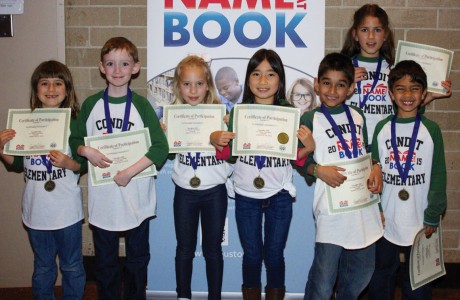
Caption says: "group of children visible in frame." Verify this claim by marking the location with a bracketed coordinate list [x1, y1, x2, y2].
[0, 3, 452, 300]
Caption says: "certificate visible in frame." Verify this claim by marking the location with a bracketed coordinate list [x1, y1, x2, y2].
[410, 223, 446, 290]
[395, 40, 453, 94]
[4, 108, 71, 156]
[323, 154, 380, 214]
[163, 104, 226, 153]
[84, 128, 156, 186]
[232, 104, 300, 159]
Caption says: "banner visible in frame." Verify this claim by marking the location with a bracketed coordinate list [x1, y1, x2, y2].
[147, 0, 325, 297]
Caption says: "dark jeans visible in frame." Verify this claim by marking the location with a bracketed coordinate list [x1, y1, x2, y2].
[235, 190, 293, 289]
[174, 184, 228, 300]
[92, 218, 150, 300]
[368, 237, 432, 300]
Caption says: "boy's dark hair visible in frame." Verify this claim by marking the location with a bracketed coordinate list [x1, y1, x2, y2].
[100, 37, 139, 63]
[317, 53, 355, 86]
[242, 48, 286, 105]
[388, 60, 427, 90]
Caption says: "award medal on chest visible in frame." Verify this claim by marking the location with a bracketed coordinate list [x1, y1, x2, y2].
[391, 115, 421, 202]
[190, 176, 201, 188]
[253, 176, 265, 189]
[398, 189, 409, 201]
[188, 152, 201, 188]
[44, 180, 56, 192]
[41, 155, 55, 192]
[254, 155, 267, 189]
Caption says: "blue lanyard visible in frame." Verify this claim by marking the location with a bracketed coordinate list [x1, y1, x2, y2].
[103, 88, 132, 133]
[390, 114, 421, 183]
[255, 155, 267, 172]
[188, 152, 201, 171]
[353, 55, 382, 109]
[40, 155, 53, 175]
[321, 103, 358, 159]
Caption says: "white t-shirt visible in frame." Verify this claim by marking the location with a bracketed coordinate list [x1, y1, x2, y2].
[346, 56, 393, 142]
[172, 151, 233, 190]
[301, 105, 383, 249]
[15, 133, 83, 230]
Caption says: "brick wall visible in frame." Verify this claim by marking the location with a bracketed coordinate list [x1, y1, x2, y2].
[65, 0, 460, 262]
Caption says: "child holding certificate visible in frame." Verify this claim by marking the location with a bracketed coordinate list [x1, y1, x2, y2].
[296, 53, 383, 300]
[210, 49, 312, 300]
[341, 4, 452, 152]
[0, 60, 86, 299]
[166, 55, 232, 300]
[367, 60, 447, 299]
[69, 37, 169, 300]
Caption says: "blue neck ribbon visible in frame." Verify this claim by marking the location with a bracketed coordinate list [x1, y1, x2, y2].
[103, 88, 132, 133]
[353, 55, 383, 109]
[321, 103, 358, 159]
[390, 114, 421, 183]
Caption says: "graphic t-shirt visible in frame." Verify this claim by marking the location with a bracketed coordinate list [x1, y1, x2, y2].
[346, 56, 393, 142]
[372, 115, 446, 246]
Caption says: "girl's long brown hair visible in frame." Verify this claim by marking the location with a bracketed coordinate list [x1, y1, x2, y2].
[30, 60, 80, 118]
[341, 4, 395, 65]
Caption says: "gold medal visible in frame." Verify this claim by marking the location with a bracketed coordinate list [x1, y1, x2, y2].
[44, 180, 55, 192]
[398, 189, 409, 201]
[253, 176, 265, 189]
[189, 176, 201, 188]
[277, 132, 289, 144]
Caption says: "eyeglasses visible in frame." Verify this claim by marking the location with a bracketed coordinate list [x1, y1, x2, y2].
[292, 93, 312, 102]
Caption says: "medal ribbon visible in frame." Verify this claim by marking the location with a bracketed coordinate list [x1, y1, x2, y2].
[40, 155, 53, 179]
[103, 88, 132, 133]
[255, 155, 267, 173]
[391, 114, 421, 183]
[321, 103, 358, 159]
[188, 152, 201, 173]
[353, 55, 382, 109]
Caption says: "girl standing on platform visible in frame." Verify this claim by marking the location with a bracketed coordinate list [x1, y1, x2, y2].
[0, 60, 86, 300]
[210, 49, 314, 300]
[169, 55, 231, 300]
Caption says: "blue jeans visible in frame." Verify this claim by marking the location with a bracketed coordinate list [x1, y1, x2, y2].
[368, 237, 432, 300]
[304, 242, 375, 300]
[92, 218, 150, 300]
[27, 220, 85, 300]
[174, 184, 228, 300]
[235, 190, 293, 289]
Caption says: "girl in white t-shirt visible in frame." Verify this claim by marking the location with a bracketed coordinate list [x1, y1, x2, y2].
[341, 4, 451, 151]
[166, 55, 232, 300]
[211, 49, 314, 300]
[0, 60, 85, 299]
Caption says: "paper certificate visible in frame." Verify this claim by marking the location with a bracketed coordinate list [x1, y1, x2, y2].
[4, 108, 71, 156]
[395, 40, 453, 94]
[84, 128, 156, 186]
[410, 223, 446, 290]
[232, 104, 300, 159]
[323, 154, 380, 214]
[163, 104, 226, 153]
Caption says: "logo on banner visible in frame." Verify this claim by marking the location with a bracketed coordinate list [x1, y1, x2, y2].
[163, 0, 309, 48]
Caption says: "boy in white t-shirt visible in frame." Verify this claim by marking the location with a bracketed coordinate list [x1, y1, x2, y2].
[368, 60, 446, 300]
[296, 52, 383, 300]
